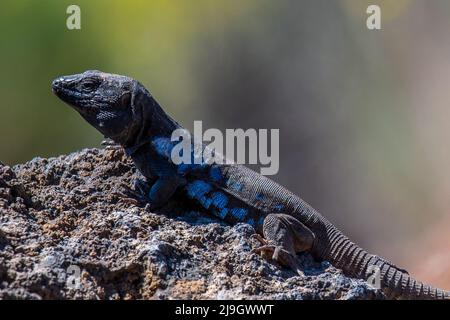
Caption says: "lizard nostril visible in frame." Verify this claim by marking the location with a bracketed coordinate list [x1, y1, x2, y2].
[51, 78, 63, 94]
[52, 79, 58, 87]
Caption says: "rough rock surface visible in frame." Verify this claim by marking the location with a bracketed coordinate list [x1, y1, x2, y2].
[0, 148, 384, 300]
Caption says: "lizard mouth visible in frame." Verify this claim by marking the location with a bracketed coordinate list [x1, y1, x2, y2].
[52, 78, 96, 115]
[51, 78, 64, 95]
[52, 78, 76, 103]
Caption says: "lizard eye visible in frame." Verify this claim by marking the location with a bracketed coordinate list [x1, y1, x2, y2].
[80, 79, 100, 91]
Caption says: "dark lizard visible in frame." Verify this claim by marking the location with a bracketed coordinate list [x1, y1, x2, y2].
[52, 70, 450, 299]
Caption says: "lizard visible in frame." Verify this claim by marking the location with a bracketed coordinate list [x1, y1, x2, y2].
[52, 70, 450, 299]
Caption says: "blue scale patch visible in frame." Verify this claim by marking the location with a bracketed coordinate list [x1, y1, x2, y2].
[174, 145, 209, 175]
[209, 166, 222, 182]
[202, 197, 213, 209]
[246, 218, 256, 227]
[177, 163, 191, 174]
[218, 208, 228, 219]
[186, 180, 213, 208]
[255, 193, 264, 201]
[211, 191, 228, 209]
[274, 204, 284, 211]
[230, 207, 248, 221]
[229, 182, 243, 192]
[177, 162, 209, 175]
[152, 137, 174, 158]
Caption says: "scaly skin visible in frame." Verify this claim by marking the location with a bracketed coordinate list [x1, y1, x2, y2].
[52, 70, 450, 299]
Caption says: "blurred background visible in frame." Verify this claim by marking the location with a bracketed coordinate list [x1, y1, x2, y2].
[1, 0, 449, 288]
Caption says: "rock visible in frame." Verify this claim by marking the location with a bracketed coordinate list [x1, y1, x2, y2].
[0, 148, 384, 300]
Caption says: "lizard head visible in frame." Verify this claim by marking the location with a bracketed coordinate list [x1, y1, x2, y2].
[52, 70, 155, 146]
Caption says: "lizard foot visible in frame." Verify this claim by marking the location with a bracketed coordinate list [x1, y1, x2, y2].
[250, 233, 268, 245]
[110, 179, 149, 205]
[133, 178, 151, 198]
[252, 243, 304, 276]
[250, 213, 317, 276]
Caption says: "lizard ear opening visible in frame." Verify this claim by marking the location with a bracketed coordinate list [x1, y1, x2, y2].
[130, 82, 151, 116]
[129, 80, 179, 142]
[130, 81, 145, 126]
[130, 81, 154, 143]
[120, 92, 132, 108]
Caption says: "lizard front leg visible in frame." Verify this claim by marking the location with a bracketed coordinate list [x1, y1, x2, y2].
[147, 175, 186, 209]
[252, 213, 315, 276]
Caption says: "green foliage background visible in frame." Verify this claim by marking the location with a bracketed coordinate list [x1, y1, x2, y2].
[0, 0, 250, 162]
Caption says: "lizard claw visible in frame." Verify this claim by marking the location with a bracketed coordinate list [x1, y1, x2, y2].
[111, 180, 148, 205]
[250, 233, 268, 246]
[252, 243, 305, 276]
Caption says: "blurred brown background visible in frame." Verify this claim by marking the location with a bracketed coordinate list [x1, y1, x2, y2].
[0, 0, 449, 288]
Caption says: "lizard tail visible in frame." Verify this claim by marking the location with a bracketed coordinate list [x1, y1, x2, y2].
[366, 255, 450, 299]
[314, 224, 450, 299]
